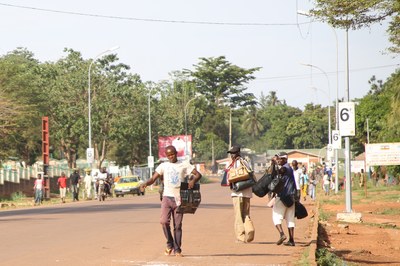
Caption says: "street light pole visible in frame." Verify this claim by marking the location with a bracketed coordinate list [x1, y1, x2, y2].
[88, 46, 119, 151]
[184, 94, 200, 159]
[301, 63, 332, 146]
[298, 9, 340, 193]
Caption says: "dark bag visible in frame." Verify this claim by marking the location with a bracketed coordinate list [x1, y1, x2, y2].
[295, 201, 308, 219]
[252, 173, 273, 197]
[230, 175, 256, 192]
[268, 175, 285, 194]
[280, 194, 295, 208]
[221, 171, 229, 186]
[177, 182, 201, 214]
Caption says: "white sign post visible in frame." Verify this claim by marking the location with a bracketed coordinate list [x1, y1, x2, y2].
[339, 102, 355, 136]
[147, 156, 154, 168]
[332, 130, 341, 149]
[86, 148, 94, 164]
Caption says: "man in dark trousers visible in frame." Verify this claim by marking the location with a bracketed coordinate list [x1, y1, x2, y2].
[70, 169, 81, 202]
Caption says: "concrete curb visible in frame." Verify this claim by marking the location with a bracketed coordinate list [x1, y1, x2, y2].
[308, 201, 320, 265]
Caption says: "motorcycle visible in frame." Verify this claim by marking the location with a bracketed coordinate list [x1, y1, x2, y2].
[98, 179, 107, 201]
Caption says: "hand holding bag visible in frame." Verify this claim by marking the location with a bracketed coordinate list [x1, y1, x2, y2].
[177, 182, 201, 214]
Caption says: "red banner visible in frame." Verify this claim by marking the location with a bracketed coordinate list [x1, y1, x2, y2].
[158, 135, 192, 160]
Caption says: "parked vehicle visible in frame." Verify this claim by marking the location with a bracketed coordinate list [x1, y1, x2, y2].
[114, 175, 145, 197]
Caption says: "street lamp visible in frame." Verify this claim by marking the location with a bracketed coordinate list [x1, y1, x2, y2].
[298, 9, 340, 193]
[184, 94, 201, 159]
[301, 63, 332, 146]
[87, 46, 119, 152]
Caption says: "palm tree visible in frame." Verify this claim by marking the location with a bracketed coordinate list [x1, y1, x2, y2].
[242, 106, 264, 138]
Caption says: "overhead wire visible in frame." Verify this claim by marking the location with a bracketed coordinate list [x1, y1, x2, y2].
[0, 2, 308, 27]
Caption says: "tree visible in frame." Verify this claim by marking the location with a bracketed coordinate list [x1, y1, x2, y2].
[0, 48, 44, 163]
[310, 0, 400, 55]
[242, 106, 264, 139]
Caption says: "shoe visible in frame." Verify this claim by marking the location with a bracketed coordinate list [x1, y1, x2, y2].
[276, 235, 287, 245]
[175, 252, 184, 257]
[284, 241, 295, 246]
[164, 247, 173, 256]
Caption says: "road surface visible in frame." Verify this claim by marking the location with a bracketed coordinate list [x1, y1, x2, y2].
[0, 181, 315, 266]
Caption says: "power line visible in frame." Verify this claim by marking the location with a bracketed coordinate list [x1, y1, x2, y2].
[255, 64, 400, 82]
[0, 2, 308, 27]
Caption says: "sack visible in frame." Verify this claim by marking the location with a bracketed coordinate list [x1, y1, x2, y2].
[295, 201, 308, 219]
[221, 171, 229, 186]
[230, 175, 256, 192]
[177, 182, 201, 214]
[244, 216, 255, 243]
[280, 194, 295, 208]
[252, 173, 273, 197]
[268, 175, 285, 194]
[228, 164, 250, 183]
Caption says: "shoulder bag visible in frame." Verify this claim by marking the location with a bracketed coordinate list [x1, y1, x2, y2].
[268, 175, 285, 194]
[228, 159, 252, 183]
[295, 201, 308, 219]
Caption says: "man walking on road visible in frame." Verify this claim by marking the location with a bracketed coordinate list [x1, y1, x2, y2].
[141, 145, 202, 257]
[272, 152, 297, 246]
[69, 169, 81, 202]
[57, 172, 68, 203]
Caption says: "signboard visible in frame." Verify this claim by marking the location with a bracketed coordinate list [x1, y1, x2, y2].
[158, 135, 192, 160]
[338, 102, 355, 136]
[351, 160, 366, 173]
[365, 143, 400, 167]
[331, 130, 341, 149]
[327, 144, 334, 161]
[86, 148, 94, 164]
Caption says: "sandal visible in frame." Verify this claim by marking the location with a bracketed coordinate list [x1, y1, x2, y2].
[164, 247, 173, 256]
[175, 252, 184, 257]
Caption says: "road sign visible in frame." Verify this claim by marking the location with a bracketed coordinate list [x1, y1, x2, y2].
[86, 148, 94, 164]
[148, 156, 154, 168]
[327, 144, 334, 161]
[332, 130, 341, 149]
[338, 102, 355, 136]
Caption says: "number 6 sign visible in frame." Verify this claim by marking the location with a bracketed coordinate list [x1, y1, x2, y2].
[338, 102, 355, 136]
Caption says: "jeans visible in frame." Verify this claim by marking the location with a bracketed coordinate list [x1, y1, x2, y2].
[160, 196, 183, 253]
[34, 189, 43, 204]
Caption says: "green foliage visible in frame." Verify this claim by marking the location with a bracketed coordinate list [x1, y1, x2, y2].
[10, 191, 27, 201]
[316, 248, 347, 266]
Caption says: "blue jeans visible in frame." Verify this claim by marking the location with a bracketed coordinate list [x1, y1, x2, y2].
[35, 189, 43, 204]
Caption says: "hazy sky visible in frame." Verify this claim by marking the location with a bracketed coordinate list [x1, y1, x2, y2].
[1, 0, 398, 109]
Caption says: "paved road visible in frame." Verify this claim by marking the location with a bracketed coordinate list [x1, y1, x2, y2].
[0, 182, 315, 266]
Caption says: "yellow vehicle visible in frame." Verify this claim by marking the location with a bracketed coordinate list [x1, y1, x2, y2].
[114, 175, 145, 197]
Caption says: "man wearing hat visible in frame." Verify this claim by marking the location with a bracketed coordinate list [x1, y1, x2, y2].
[272, 151, 297, 246]
[226, 145, 254, 243]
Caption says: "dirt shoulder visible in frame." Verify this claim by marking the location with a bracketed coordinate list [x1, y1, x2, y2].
[317, 185, 400, 265]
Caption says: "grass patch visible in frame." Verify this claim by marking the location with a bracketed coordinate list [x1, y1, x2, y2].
[295, 246, 311, 266]
[318, 208, 332, 222]
[376, 208, 400, 215]
[316, 248, 355, 266]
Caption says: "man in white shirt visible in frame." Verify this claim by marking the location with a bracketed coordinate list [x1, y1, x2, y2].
[141, 145, 202, 257]
[291, 160, 302, 200]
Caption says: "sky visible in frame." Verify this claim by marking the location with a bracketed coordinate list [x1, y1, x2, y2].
[1, 0, 398, 109]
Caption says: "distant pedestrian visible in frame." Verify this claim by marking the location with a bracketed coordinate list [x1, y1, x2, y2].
[140, 145, 202, 257]
[33, 174, 44, 206]
[70, 169, 81, 201]
[323, 172, 330, 195]
[57, 172, 68, 203]
[299, 167, 309, 201]
[84, 169, 92, 199]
